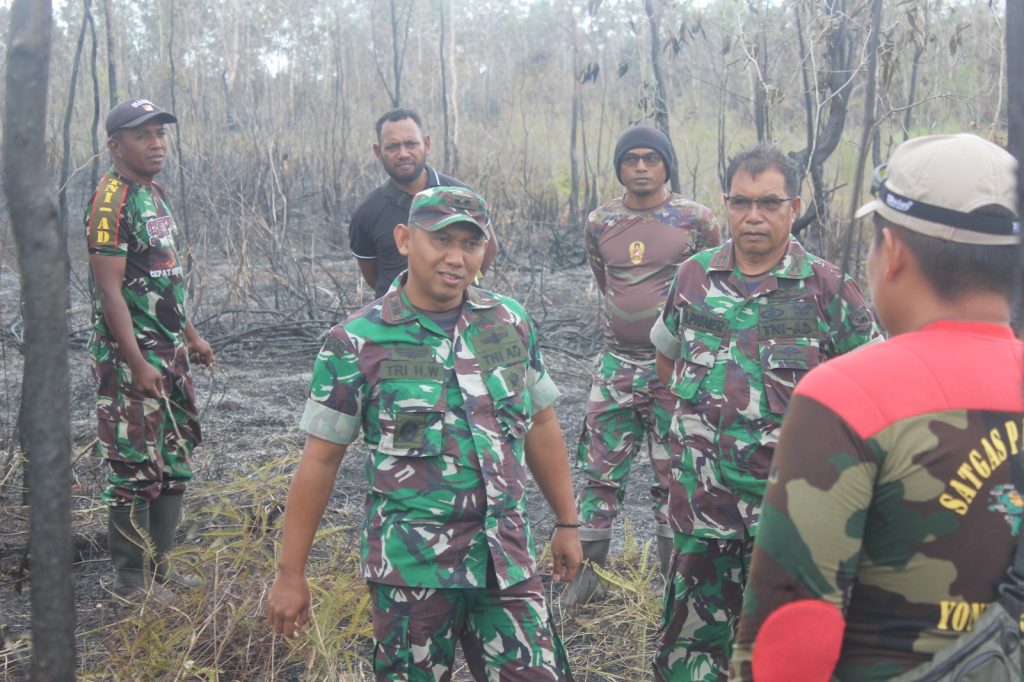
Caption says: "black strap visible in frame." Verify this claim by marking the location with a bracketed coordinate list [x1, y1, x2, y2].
[878, 183, 1019, 237]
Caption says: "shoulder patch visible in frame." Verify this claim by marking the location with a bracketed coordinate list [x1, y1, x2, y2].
[88, 173, 129, 249]
[988, 484, 1024, 535]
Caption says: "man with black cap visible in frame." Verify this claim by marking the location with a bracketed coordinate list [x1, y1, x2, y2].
[564, 124, 720, 607]
[731, 134, 1023, 681]
[649, 143, 880, 680]
[269, 186, 582, 680]
[86, 98, 213, 601]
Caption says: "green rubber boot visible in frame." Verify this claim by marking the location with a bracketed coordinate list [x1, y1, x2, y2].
[149, 492, 201, 588]
[108, 501, 175, 604]
[561, 538, 611, 607]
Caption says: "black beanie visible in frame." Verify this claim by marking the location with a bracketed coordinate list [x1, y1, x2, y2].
[613, 125, 675, 185]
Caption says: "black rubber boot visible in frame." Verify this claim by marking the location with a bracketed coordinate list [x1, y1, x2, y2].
[561, 538, 611, 607]
[149, 492, 200, 588]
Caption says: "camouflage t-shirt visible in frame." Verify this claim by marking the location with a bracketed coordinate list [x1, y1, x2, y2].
[300, 282, 560, 590]
[650, 237, 880, 538]
[586, 194, 720, 361]
[85, 170, 187, 354]
[731, 320, 1024, 682]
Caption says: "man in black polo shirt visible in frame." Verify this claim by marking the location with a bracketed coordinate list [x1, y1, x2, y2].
[349, 108, 496, 297]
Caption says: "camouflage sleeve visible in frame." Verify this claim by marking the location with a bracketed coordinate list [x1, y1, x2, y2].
[825, 276, 882, 357]
[731, 392, 877, 681]
[85, 191, 131, 257]
[649, 269, 683, 359]
[299, 326, 366, 444]
[692, 204, 722, 252]
[584, 210, 603, 274]
[522, 309, 560, 414]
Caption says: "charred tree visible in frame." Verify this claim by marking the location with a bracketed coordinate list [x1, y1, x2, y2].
[4, 0, 76, 678]
[644, 0, 680, 193]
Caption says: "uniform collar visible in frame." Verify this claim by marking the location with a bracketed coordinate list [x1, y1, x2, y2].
[379, 273, 501, 326]
[709, 237, 814, 280]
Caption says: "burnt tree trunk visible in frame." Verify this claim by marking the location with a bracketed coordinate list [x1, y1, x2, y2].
[4, 0, 76, 678]
[644, 0, 681, 193]
[1008, 0, 1023, 327]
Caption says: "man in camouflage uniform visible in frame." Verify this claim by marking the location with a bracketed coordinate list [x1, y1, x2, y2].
[731, 135, 1024, 682]
[86, 98, 214, 601]
[268, 186, 582, 681]
[565, 125, 720, 606]
[649, 143, 880, 681]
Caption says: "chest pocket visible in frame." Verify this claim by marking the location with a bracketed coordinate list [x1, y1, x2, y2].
[475, 325, 531, 440]
[672, 305, 726, 401]
[758, 299, 824, 414]
[375, 348, 446, 457]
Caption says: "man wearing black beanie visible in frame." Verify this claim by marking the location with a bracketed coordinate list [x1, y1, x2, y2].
[563, 124, 720, 607]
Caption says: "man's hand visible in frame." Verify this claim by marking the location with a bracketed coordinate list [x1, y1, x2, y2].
[267, 571, 311, 638]
[129, 360, 166, 399]
[188, 334, 215, 370]
[549, 527, 582, 582]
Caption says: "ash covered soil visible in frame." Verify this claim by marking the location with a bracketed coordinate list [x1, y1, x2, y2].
[0, 253, 668, 680]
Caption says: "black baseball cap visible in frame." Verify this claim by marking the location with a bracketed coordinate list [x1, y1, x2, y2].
[105, 98, 177, 137]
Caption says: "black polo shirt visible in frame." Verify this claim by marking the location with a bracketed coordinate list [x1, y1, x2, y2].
[348, 166, 466, 297]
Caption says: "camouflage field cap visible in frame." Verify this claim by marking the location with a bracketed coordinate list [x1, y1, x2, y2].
[855, 134, 1020, 245]
[408, 186, 491, 238]
[106, 98, 178, 137]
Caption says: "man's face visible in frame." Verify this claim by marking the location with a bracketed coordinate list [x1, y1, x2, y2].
[619, 146, 667, 198]
[374, 118, 430, 186]
[395, 222, 486, 311]
[108, 122, 168, 182]
[866, 226, 898, 333]
[726, 168, 799, 267]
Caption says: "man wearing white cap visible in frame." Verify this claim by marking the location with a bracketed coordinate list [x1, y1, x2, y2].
[730, 134, 1024, 681]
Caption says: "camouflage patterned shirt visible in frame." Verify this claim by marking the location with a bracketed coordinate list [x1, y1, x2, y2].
[300, 281, 560, 590]
[650, 237, 880, 538]
[586, 194, 720, 361]
[731, 320, 1024, 681]
[85, 170, 187, 355]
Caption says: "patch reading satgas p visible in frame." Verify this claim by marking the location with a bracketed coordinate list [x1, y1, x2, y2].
[380, 346, 442, 381]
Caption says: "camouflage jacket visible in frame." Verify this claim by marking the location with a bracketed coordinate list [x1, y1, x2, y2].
[650, 237, 880, 538]
[731, 321, 1024, 681]
[300, 281, 560, 590]
[585, 194, 720, 361]
[85, 170, 187, 358]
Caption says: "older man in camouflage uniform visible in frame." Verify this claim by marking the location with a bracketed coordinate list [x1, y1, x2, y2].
[268, 186, 582, 681]
[87, 98, 214, 601]
[650, 143, 880, 681]
[565, 125, 720, 606]
[731, 135, 1023, 682]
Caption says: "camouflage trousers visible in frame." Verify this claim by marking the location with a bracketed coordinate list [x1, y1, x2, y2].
[92, 343, 200, 506]
[369, 575, 573, 681]
[576, 351, 674, 539]
[654, 534, 752, 682]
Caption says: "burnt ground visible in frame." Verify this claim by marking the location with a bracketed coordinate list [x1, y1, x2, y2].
[0, 251, 668, 680]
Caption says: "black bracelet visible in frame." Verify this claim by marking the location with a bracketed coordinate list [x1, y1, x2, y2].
[554, 521, 583, 529]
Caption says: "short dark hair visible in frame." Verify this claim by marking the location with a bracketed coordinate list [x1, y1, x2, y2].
[375, 108, 423, 142]
[873, 210, 1021, 301]
[725, 143, 801, 197]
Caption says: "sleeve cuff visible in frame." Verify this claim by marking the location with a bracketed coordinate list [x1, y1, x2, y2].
[351, 252, 377, 260]
[650, 316, 681, 358]
[527, 373, 560, 415]
[299, 399, 361, 445]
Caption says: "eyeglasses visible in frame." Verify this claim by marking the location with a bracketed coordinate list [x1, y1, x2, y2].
[725, 195, 796, 214]
[621, 152, 663, 167]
